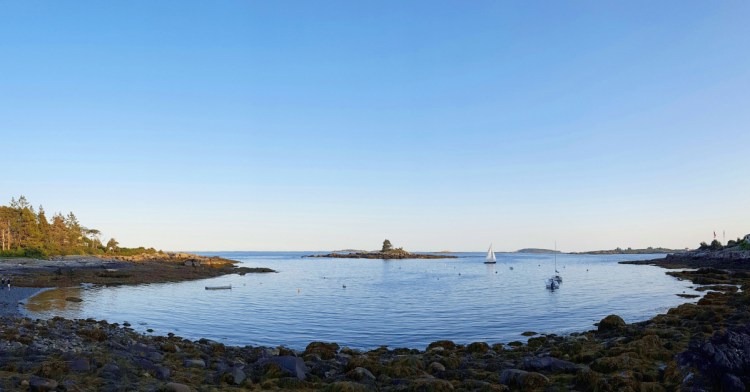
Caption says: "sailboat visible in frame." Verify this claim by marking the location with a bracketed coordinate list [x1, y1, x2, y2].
[484, 244, 496, 264]
[553, 242, 563, 283]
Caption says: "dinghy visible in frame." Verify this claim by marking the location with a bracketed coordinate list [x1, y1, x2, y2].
[205, 285, 232, 290]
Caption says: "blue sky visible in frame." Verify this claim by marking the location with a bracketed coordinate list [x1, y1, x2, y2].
[1, 1, 748, 251]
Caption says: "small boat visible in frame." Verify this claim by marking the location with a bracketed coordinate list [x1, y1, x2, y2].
[205, 285, 232, 290]
[484, 244, 496, 264]
[545, 277, 559, 290]
[552, 241, 562, 284]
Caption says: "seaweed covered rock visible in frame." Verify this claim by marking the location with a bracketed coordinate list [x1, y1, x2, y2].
[597, 315, 626, 332]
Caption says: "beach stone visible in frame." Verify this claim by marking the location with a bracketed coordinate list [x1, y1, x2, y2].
[165, 382, 193, 392]
[29, 376, 58, 392]
[183, 358, 205, 368]
[266, 355, 308, 380]
[597, 315, 626, 332]
[521, 356, 579, 373]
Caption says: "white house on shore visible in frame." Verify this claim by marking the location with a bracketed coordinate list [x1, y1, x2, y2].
[744, 234, 750, 243]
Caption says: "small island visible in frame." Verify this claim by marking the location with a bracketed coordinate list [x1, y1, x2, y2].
[307, 239, 457, 259]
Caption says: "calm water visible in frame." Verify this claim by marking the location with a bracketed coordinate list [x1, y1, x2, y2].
[25, 252, 700, 350]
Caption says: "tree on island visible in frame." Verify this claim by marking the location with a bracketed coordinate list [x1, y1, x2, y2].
[382, 239, 393, 252]
[106, 238, 119, 253]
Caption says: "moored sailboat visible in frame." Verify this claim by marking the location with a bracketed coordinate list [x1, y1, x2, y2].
[484, 244, 496, 264]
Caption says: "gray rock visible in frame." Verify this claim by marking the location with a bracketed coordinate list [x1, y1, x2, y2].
[228, 366, 246, 385]
[522, 356, 580, 373]
[155, 366, 171, 381]
[183, 358, 206, 368]
[349, 366, 376, 381]
[265, 355, 308, 380]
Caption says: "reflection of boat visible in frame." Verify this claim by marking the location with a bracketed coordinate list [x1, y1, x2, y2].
[484, 244, 496, 264]
[205, 285, 232, 290]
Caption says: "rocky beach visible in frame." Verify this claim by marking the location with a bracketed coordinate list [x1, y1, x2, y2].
[0, 251, 749, 391]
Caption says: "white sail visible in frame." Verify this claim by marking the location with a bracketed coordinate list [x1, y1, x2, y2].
[486, 244, 496, 262]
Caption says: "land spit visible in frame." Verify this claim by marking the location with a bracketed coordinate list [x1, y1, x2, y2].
[0, 254, 748, 390]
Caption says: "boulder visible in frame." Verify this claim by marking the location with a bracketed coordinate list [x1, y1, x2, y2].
[305, 341, 340, 360]
[522, 356, 580, 373]
[597, 315, 626, 332]
[183, 359, 205, 368]
[265, 356, 308, 380]
[222, 366, 245, 385]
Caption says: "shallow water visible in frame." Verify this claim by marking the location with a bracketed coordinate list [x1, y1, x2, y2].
[25, 252, 700, 350]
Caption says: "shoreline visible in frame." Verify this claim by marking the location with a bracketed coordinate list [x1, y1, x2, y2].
[0, 254, 747, 390]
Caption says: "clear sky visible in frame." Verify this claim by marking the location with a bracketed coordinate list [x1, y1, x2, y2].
[1, 1, 748, 252]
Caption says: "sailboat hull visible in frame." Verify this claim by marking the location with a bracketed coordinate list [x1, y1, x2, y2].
[483, 261, 496, 264]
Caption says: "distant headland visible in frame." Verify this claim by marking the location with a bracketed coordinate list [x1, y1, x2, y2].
[515, 248, 561, 254]
[573, 247, 687, 255]
[307, 240, 457, 259]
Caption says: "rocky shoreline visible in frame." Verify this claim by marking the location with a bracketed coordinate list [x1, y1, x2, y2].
[1, 253, 749, 390]
[0, 254, 275, 288]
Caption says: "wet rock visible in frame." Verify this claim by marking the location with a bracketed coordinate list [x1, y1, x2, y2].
[65, 296, 82, 302]
[597, 315, 626, 332]
[522, 356, 579, 373]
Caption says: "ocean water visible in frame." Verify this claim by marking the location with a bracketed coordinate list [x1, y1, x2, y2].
[24, 252, 701, 350]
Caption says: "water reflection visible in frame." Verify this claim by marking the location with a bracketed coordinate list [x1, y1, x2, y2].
[25, 287, 84, 314]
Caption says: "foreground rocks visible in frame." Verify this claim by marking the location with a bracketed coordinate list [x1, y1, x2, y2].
[1, 266, 749, 391]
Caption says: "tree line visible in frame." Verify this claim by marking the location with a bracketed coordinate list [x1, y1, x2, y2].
[0, 195, 155, 258]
